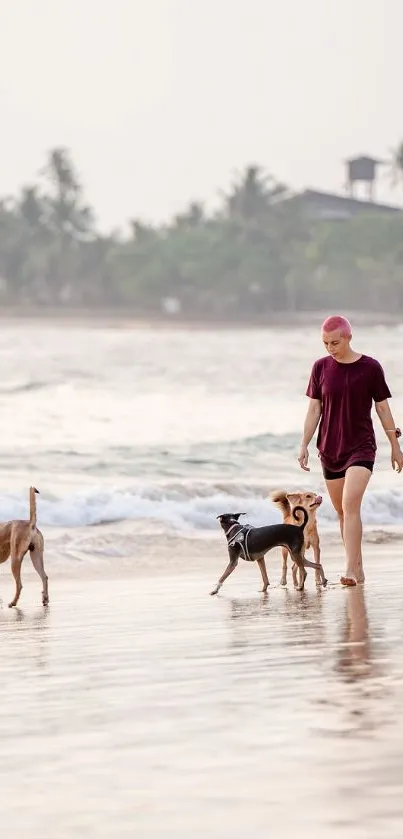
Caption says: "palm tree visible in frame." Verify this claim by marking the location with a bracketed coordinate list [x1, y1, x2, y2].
[130, 219, 157, 241]
[36, 148, 95, 301]
[173, 202, 205, 230]
[41, 147, 94, 238]
[223, 165, 288, 222]
[19, 186, 45, 230]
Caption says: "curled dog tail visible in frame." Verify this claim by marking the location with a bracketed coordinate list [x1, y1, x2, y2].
[292, 505, 308, 531]
[29, 486, 39, 528]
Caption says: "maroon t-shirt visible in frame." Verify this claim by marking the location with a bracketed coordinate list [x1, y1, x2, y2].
[306, 354, 392, 471]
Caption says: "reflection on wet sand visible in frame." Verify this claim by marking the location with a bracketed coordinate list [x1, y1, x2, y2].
[227, 586, 326, 651]
[0, 605, 50, 672]
[0, 573, 402, 838]
[228, 587, 324, 621]
[318, 585, 391, 740]
[336, 586, 373, 682]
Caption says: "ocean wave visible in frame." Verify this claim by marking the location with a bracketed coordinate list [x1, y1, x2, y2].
[0, 380, 53, 395]
[0, 484, 403, 532]
[0, 432, 392, 481]
[0, 433, 301, 475]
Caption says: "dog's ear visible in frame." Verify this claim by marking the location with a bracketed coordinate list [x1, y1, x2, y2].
[286, 493, 301, 505]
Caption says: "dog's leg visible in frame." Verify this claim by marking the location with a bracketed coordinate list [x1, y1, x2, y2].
[257, 557, 269, 592]
[312, 541, 322, 585]
[290, 551, 307, 592]
[302, 556, 327, 586]
[30, 547, 49, 606]
[291, 560, 299, 589]
[297, 565, 307, 591]
[280, 547, 288, 586]
[210, 558, 238, 595]
[8, 557, 23, 607]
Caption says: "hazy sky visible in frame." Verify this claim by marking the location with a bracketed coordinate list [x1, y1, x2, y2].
[1, 0, 402, 231]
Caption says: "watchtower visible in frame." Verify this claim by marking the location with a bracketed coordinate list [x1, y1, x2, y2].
[345, 155, 385, 201]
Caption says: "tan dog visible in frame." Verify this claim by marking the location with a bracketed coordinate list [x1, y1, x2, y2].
[269, 490, 322, 587]
[0, 487, 48, 608]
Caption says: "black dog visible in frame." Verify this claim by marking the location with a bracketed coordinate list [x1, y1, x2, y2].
[211, 507, 327, 595]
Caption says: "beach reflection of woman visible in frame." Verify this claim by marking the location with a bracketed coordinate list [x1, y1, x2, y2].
[298, 315, 403, 586]
[336, 586, 372, 680]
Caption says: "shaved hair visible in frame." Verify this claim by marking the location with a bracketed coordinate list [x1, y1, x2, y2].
[321, 315, 352, 338]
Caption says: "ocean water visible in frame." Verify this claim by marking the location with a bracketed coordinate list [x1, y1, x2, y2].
[0, 320, 402, 561]
[2, 320, 403, 838]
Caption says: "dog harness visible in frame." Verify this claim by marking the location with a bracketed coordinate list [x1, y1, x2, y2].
[226, 524, 255, 562]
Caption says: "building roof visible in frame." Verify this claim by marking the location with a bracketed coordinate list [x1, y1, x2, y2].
[344, 154, 385, 165]
[285, 189, 402, 220]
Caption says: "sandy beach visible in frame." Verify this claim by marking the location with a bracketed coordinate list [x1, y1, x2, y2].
[1, 540, 403, 838]
[1, 320, 403, 837]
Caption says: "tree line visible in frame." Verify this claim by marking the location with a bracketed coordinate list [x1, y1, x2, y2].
[1, 146, 403, 317]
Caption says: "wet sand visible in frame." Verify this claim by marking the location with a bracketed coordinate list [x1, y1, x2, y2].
[1, 544, 403, 838]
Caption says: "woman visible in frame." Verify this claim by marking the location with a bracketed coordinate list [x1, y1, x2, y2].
[298, 315, 403, 586]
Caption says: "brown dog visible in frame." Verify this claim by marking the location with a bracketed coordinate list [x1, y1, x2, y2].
[0, 487, 48, 608]
[269, 490, 322, 587]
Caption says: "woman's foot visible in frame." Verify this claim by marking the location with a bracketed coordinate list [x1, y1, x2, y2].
[340, 575, 357, 587]
[340, 569, 365, 586]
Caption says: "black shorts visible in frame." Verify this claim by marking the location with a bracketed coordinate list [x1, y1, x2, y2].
[322, 460, 374, 481]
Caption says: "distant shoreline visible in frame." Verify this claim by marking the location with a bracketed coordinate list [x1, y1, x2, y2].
[0, 306, 402, 329]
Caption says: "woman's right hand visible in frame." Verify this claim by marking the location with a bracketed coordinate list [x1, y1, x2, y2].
[298, 444, 310, 472]
[391, 443, 403, 473]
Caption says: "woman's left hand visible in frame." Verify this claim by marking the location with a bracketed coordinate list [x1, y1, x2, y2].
[391, 444, 403, 473]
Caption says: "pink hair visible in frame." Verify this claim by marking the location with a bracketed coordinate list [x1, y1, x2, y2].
[321, 315, 352, 338]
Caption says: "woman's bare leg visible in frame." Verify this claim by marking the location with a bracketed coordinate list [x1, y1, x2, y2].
[325, 477, 345, 540]
[340, 466, 372, 584]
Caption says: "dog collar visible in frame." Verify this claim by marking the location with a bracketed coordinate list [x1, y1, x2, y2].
[225, 523, 244, 539]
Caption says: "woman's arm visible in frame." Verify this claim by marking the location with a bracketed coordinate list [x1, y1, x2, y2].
[298, 398, 322, 472]
[375, 399, 403, 473]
